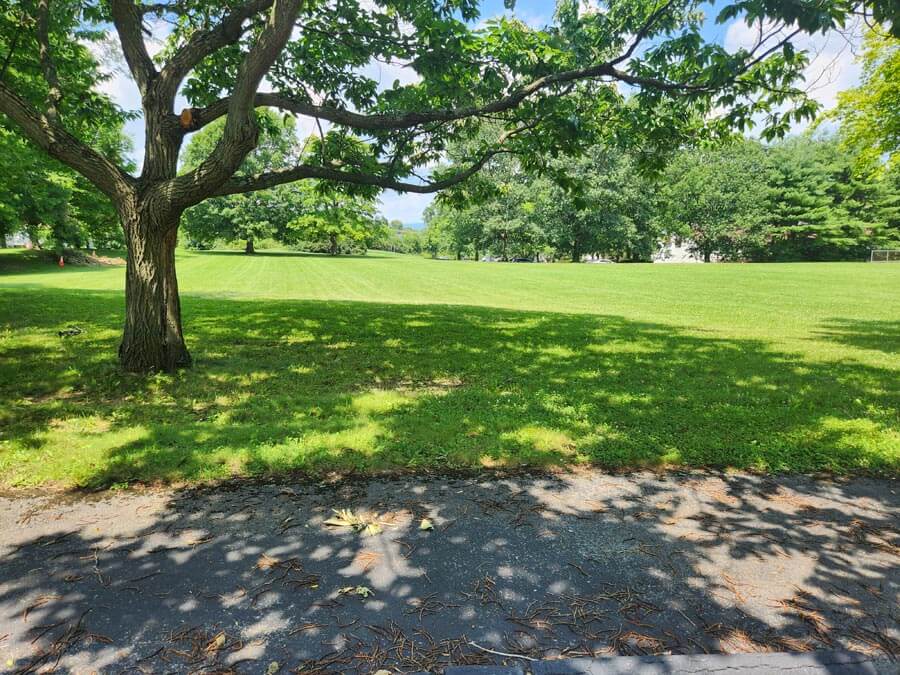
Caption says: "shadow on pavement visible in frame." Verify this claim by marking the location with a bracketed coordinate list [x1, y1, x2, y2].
[1, 471, 897, 672]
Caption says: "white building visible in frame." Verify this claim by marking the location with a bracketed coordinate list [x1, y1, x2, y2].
[653, 237, 713, 263]
[4, 232, 32, 248]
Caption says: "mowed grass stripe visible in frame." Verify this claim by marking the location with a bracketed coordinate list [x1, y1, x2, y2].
[1, 248, 897, 487]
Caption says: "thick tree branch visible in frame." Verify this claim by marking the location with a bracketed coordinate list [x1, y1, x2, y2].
[211, 120, 537, 197]
[189, 57, 718, 135]
[165, 0, 302, 206]
[211, 151, 510, 196]
[157, 0, 275, 99]
[0, 80, 133, 198]
[35, 0, 63, 122]
[188, 61, 622, 134]
[110, 0, 158, 96]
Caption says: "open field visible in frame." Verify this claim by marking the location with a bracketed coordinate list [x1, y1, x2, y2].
[1, 249, 898, 487]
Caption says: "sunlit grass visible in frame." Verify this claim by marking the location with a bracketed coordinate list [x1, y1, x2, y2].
[1, 247, 898, 487]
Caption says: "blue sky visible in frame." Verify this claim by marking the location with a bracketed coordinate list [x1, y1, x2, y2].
[97, 1, 863, 226]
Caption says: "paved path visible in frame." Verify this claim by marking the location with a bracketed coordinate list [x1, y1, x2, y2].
[0, 471, 897, 673]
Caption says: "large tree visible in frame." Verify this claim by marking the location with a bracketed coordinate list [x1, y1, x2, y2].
[287, 183, 383, 255]
[0, 0, 885, 371]
[181, 110, 302, 252]
[536, 147, 659, 262]
[764, 136, 896, 260]
[657, 140, 769, 261]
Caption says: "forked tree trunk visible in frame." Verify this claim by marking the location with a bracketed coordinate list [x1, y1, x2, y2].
[118, 202, 191, 373]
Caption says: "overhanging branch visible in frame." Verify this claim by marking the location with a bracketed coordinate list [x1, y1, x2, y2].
[189, 61, 625, 133]
[211, 151, 509, 196]
[211, 121, 538, 196]
[0, 80, 133, 198]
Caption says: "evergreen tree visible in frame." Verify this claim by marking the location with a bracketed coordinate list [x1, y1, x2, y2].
[764, 138, 890, 260]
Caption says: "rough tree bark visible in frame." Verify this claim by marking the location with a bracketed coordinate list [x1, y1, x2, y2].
[118, 197, 191, 372]
[245, 238, 255, 254]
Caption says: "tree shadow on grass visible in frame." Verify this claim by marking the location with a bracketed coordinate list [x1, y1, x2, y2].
[0, 471, 897, 672]
[1, 285, 898, 670]
[0, 286, 897, 489]
[813, 318, 900, 356]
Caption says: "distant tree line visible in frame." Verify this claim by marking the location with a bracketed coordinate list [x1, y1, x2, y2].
[660, 137, 900, 262]
[423, 27, 900, 263]
[423, 142, 661, 262]
[422, 135, 900, 262]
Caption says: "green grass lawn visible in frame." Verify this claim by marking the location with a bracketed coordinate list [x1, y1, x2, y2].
[1, 248, 898, 488]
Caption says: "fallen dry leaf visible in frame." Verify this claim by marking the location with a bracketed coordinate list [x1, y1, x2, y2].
[324, 508, 384, 535]
[256, 554, 280, 570]
[354, 550, 382, 571]
[205, 632, 226, 653]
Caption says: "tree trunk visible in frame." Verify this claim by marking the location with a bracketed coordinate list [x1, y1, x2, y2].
[703, 251, 711, 263]
[329, 233, 338, 256]
[245, 238, 255, 254]
[571, 240, 581, 263]
[118, 202, 191, 373]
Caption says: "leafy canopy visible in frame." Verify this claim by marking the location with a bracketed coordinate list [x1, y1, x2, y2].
[1, 0, 890, 206]
[0, 2, 132, 248]
[826, 27, 900, 176]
